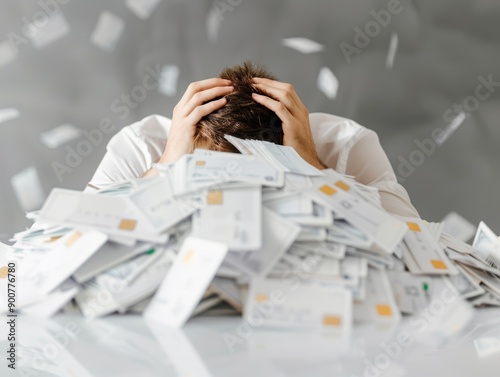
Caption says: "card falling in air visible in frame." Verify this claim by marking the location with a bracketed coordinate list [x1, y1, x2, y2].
[282, 37, 324, 54]
[30, 12, 70, 49]
[386, 33, 399, 69]
[40, 124, 81, 149]
[11, 166, 46, 212]
[441, 212, 476, 242]
[317, 67, 339, 99]
[0, 41, 17, 68]
[159, 65, 180, 97]
[126, 0, 162, 20]
[0, 108, 20, 125]
[435, 112, 467, 146]
[91, 11, 125, 51]
[206, 7, 222, 43]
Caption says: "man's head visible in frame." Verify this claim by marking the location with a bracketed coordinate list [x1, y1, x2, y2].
[193, 61, 283, 152]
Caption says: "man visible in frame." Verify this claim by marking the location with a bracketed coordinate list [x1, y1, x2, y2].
[86, 62, 419, 217]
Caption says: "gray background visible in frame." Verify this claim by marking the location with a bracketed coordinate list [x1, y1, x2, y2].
[1, 0, 499, 241]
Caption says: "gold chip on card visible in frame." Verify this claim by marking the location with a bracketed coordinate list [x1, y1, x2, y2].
[183, 249, 195, 264]
[0, 266, 8, 279]
[119, 219, 137, 231]
[407, 222, 421, 232]
[65, 232, 82, 247]
[335, 180, 350, 191]
[319, 184, 337, 196]
[431, 260, 447, 270]
[207, 191, 223, 205]
[323, 315, 342, 327]
[255, 294, 268, 303]
[376, 304, 393, 317]
[195, 160, 206, 166]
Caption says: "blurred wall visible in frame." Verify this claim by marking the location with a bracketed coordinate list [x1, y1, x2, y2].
[1, 0, 499, 240]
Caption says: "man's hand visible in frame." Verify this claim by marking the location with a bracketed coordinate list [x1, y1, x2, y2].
[160, 78, 233, 164]
[251, 77, 326, 170]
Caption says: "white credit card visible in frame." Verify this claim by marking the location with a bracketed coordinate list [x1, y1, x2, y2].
[447, 264, 486, 299]
[264, 192, 313, 216]
[95, 248, 163, 288]
[473, 221, 500, 268]
[387, 271, 431, 314]
[30, 229, 108, 295]
[402, 218, 458, 275]
[192, 186, 262, 251]
[73, 241, 154, 283]
[91, 11, 125, 51]
[211, 277, 243, 312]
[0, 43, 17, 69]
[224, 135, 324, 177]
[281, 37, 325, 54]
[40, 124, 81, 149]
[30, 12, 70, 49]
[144, 237, 228, 327]
[307, 172, 407, 253]
[292, 241, 346, 260]
[76, 248, 175, 318]
[245, 277, 352, 333]
[38, 188, 167, 243]
[224, 207, 300, 276]
[284, 202, 333, 227]
[297, 226, 327, 242]
[354, 268, 401, 324]
[20, 278, 79, 318]
[126, 0, 162, 19]
[128, 177, 198, 233]
[441, 212, 476, 242]
[310, 258, 341, 280]
[188, 154, 285, 187]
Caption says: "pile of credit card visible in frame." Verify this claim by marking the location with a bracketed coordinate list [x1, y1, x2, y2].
[2, 135, 499, 340]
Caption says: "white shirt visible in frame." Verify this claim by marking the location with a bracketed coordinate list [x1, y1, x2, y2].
[86, 113, 419, 217]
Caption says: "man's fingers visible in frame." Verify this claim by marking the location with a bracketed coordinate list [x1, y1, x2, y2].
[251, 83, 299, 116]
[251, 93, 294, 125]
[252, 78, 305, 112]
[178, 78, 232, 108]
[185, 97, 227, 126]
[182, 85, 233, 116]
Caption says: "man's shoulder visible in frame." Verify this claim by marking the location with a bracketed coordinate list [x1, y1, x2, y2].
[127, 114, 172, 140]
[106, 114, 171, 155]
[309, 112, 371, 142]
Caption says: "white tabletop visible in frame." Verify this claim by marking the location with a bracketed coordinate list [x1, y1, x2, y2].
[3, 308, 500, 377]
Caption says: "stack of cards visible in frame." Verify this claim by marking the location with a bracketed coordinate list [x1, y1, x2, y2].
[3, 135, 495, 341]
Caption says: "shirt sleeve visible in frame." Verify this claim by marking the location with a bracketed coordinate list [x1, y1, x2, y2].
[344, 129, 420, 218]
[84, 115, 169, 191]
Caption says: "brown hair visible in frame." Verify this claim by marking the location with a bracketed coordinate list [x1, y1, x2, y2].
[193, 61, 283, 152]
